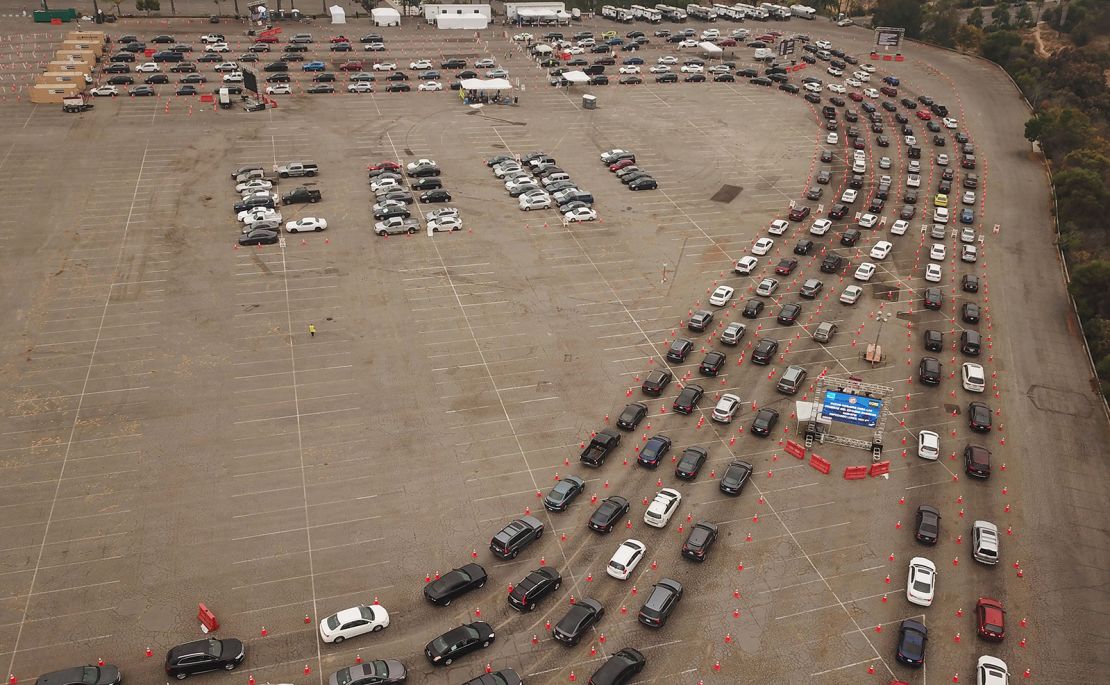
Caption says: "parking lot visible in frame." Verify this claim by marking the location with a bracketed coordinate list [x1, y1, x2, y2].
[0, 10, 1107, 685]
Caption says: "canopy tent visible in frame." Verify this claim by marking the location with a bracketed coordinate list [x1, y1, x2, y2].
[698, 41, 723, 54]
[517, 7, 560, 21]
[371, 7, 400, 26]
[532, 44, 553, 54]
[562, 70, 589, 84]
[328, 4, 345, 24]
[459, 78, 513, 91]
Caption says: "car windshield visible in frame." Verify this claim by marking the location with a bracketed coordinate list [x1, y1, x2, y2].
[326, 615, 341, 630]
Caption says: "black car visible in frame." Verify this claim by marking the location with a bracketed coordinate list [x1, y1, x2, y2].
[681, 521, 718, 562]
[263, 61, 289, 72]
[665, 338, 693, 362]
[914, 505, 941, 545]
[441, 58, 467, 69]
[751, 338, 778, 364]
[589, 496, 630, 533]
[637, 434, 672, 468]
[105, 63, 131, 73]
[848, 174, 865, 189]
[923, 329, 943, 352]
[962, 274, 979, 293]
[238, 228, 278, 246]
[616, 402, 648, 430]
[266, 73, 291, 83]
[107, 74, 134, 85]
[794, 239, 815, 256]
[424, 564, 488, 606]
[777, 303, 801, 325]
[964, 444, 991, 478]
[412, 177, 441, 191]
[313, 72, 337, 82]
[828, 204, 848, 220]
[543, 475, 584, 512]
[374, 206, 410, 221]
[508, 567, 561, 612]
[896, 619, 928, 667]
[918, 357, 942, 385]
[110, 52, 136, 63]
[589, 647, 646, 685]
[413, 188, 450, 203]
[820, 254, 845, 274]
[176, 85, 198, 96]
[713, 72, 735, 82]
[685, 73, 706, 82]
[750, 408, 779, 436]
[969, 401, 992, 432]
[638, 578, 683, 628]
[145, 74, 170, 84]
[552, 598, 604, 647]
[34, 665, 121, 685]
[962, 303, 981, 324]
[327, 660, 407, 685]
[742, 299, 764, 319]
[923, 287, 943, 310]
[425, 622, 495, 666]
[719, 459, 753, 495]
[641, 369, 673, 396]
[180, 73, 206, 84]
[674, 446, 707, 480]
[672, 384, 704, 414]
[840, 229, 861, 246]
[655, 73, 678, 83]
[699, 351, 726, 376]
[629, 177, 657, 191]
[307, 84, 335, 94]
[165, 638, 245, 679]
[489, 516, 544, 559]
[234, 196, 275, 213]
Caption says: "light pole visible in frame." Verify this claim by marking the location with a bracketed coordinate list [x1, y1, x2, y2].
[871, 311, 891, 364]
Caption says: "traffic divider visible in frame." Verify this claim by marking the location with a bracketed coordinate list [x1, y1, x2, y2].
[870, 461, 891, 477]
[784, 439, 805, 459]
[809, 453, 830, 474]
[843, 466, 868, 480]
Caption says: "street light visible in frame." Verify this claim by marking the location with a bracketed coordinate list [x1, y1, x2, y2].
[871, 311, 891, 364]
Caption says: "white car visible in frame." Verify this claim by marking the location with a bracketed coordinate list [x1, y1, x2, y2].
[204, 42, 230, 52]
[513, 32, 533, 41]
[286, 217, 328, 233]
[943, 117, 959, 129]
[363, 43, 386, 52]
[679, 39, 699, 48]
[373, 62, 397, 71]
[606, 539, 646, 580]
[853, 70, 870, 81]
[879, 156, 892, 170]
[267, 84, 293, 95]
[864, 87, 879, 98]
[407, 158, 437, 172]
[519, 194, 551, 211]
[909, 160, 922, 174]
[803, 82, 821, 93]
[962, 191, 976, 205]
[735, 256, 759, 275]
[810, 218, 832, 236]
[214, 62, 239, 72]
[564, 207, 598, 223]
[976, 656, 1009, 685]
[618, 65, 641, 75]
[223, 72, 244, 84]
[826, 132, 839, 145]
[492, 163, 523, 178]
[319, 605, 390, 643]
[426, 207, 459, 221]
[858, 213, 879, 229]
[681, 64, 704, 74]
[840, 285, 863, 304]
[751, 237, 774, 256]
[906, 557, 937, 606]
[712, 393, 742, 423]
[506, 177, 538, 193]
[566, 46, 585, 55]
[90, 86, 119, 96]
[860, 63, 876, 73]
[853, 262, 876, 282]
[878, 174, 891, 185]
[236, 180, 273, 194]
[960, 226, 977, 243]
[428, 216, 462, 232]
[372, 199, 406, 214]
[827, 66, 843, 77]
[852, 159, 866, 174]
[890, 219, 909, 235]
[201, 34, 224, 44]
[240, 208, 280, 224]
[701, 29, 720, 39]
[649, 65, 671, 74]
[370, 177, 401, 193]
[755, 278, 779, 296]
[962, 363, 986, 393]
[643, 488, 682, 528]
[347, 82, 374, 93]
[840, 189, 858, 204]
[845, 78, 861, 88]
[409, 60, 432, 70]
[418, 81, 443, 91]
[937, 153, 949, 166]
[924, 263, 943, 283]
[815, 40, 832, 50]
[962, 244, 978, 263]
[136, 62, 160, 73]
[827, 83, 846, 94]
[917, 430, 940, 460]
[768, 219, 790, 235]
[929, 243, 946, 260]
[904, 135, 917, 146]
[869, 240, 893, 260]
[709, 285, 735, 306]
[934, 207, 950, 223]
[657, 55, 678, 65]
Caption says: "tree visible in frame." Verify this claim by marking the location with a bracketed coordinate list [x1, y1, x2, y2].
[925, 9, 961, 47]
[1054, 166, 1107, 228]
[991, 4, 1011, 28]
[871, 0, 924, 38]
[955, 24, 983, 50]
[967, 7, 983, 27]
[1063, 148, 1110, 178]
[1015, 3, 1033, 25]
[980, 29, 1023, 65]
[1069, 260, 1110, 321]
[1025, 107, 1096, 160]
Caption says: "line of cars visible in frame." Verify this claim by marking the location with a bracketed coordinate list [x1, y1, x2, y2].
[600, 149, 658, 191]
[369, 159, 460, 236]
[487, 152, 598, 222]
[233, 162, 328, 246]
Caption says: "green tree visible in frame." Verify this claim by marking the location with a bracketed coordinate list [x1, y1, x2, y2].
[980, 29, 1023, 66]
[1015, 3, 1033, 25]
[926, 9, 961, 47]
[1055, 166, 1107, 228]
[991, 3, 1011, 28]
[1063, 148, 1110, 178]
[1025, 107, 1096, 160]
[955, 23, 984, 50]
[1069, 260, 1110, 321]
[871, 0, 924, 37]
[967, 6, 983, 27]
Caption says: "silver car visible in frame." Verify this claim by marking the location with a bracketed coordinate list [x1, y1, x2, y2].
[972, 520, 999, 565]
[755, 278, 779, 297]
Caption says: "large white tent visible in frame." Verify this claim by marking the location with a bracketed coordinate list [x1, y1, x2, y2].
[328, 4, 345, 24]
[698, 41, 723, 55]
[371, 7, 400, 26]
[459, 78, 513, 91]
[562, 70, 589, 84]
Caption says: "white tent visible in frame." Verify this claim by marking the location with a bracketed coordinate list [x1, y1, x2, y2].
[562, 70, 589, 84]
[532, 44, 553, 54]
[459, 78, 513, 91]
[328, 4, 345, 24]
[518, 7, 559, 22]
[371, 7, 400, 26]
[698, 41, 723, 54]
[435, 14, 489, 29]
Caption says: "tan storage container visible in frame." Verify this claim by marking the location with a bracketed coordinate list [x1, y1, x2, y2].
[30, 83, 81, 104]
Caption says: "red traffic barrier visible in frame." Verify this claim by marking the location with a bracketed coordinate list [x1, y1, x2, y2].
[869, 461, 890, 477]
[809, 454, 831, 474]
[843, 465, 868, 480]
[784, 439, 805, 459]
[197, 603, 219, 632]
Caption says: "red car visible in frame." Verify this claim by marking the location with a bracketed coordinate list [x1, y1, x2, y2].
[610, 159, 635, 172]
[774, 258, 798, 275]
[848, 91, 863, 102]
[330, 35, 349, 43]
[254, 35, 279, 43]
[976, 597, 1005, 641]
[755, 34, 776, 43]
[717, 38, 737, 47]
[368, 160, 401, 171]
[916, 110, 932, 120]
[339, 60, 363, 71]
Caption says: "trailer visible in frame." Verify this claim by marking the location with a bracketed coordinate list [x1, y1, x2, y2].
[790, 4, 816, 19]
[62, 95, 93, 113]
[655, 4, 688, 21]
[601, 4, 634, 22]
[687, 4, 717, 20]
[760, 3, 792, 19]
[712, 4, 744, 20]
[630, 4, 663, 22]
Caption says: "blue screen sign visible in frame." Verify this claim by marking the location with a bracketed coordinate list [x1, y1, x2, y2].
[821, 391, 883, 428]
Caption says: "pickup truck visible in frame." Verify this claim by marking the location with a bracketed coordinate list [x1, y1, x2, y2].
[236, 168, 276, 183]
[275, 161, 318, 178]
[282, 186, 322, 205]
[580, 428, 622, 467]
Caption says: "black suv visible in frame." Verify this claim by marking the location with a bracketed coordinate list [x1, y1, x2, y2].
[641, 369, 673, 396]
[964, 444, 991, 478]
[923, 329, 943, 352]
[918, 357, 942, 385]
[507, 567, 561, 612]
[914, 505, 941, 545]
[751, 338, 778, 365]
[638, 578, 683, 628]
[165, 639, 245, 679]
[672, 384, 704, 414]
[681, 521, 718, 561]
[489, 516, 544, 559]
[665, 338, 693, 362]
[750, 408, 779, 436]
[820, 254, 845, 273]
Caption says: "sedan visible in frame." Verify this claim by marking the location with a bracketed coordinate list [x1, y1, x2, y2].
[755, 278, 779, 297]
[914, 505, 941, 545]
[799, 278, 823, 299]
[853, 262, 876, 282]
[616, 402, 648, 430]
[590, 648, 646, 684]
[327, 661, 407, 685]
[776, 303, 801, 325]
[810, 218, 833, 235]
[373, 62, 397, 71]
[711, 393, 741, 424]
[286, 217, 328, 233]
[774, 258, 798, 276]
[925, 263, 943, 283]
[962, 362, 986, 393]
[751, 237, 774, 255]
[962, 302, 981, 324]
[428, 216, 462, 233]
[320, 605, 389, 643]
[606, 539, 647, 580]
[637, 435, 672, 469]
[709, 285, 735, 306]
[840, 285, 863, 304]
[543, 475, 585, 513]
[969, 401, 992, 432]
[672, 384, 704, 414]
[719, 460, 752, 495]
[976, 598, 1006, 641]
[869, 241, 893, 260]
[238, 228, 278, 246]
[165, 639, 245, 679]
[589, 496, 631, 533]
[553, 598, 605, 646]
[906, 557, 937, 606]
[564, 207, 598, 223]
[675, 446, 708, 479]
[424, 622, 494, 666]
[896, 619, 928, 667]
[418, 81, 443, 91]
[918, 429, 940, 460]
[33, 665, 121, 685]
[423, 564, 487, 606]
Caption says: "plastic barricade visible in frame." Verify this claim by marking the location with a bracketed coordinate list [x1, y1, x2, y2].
[809, 453, 831, 474]
[784, 440, 805, 459]
[870, 461, 890, 477]
[843, 466, 868, 480]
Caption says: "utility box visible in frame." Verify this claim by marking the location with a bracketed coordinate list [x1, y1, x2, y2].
[30, 83, 80, 104]
[582, 94, 597, 110]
